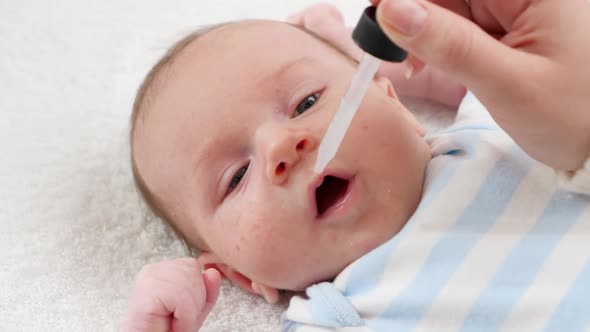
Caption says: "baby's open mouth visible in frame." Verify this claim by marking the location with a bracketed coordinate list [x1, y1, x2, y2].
[315, 176, 350, 217]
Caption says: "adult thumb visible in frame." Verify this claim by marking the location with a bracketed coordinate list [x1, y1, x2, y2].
[375, 0, 525, 92]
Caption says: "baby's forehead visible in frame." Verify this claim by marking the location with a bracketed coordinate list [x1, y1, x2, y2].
[193, 20, 316, 49]
[153, 20, 349, 120]
[176, 20, 343, 71]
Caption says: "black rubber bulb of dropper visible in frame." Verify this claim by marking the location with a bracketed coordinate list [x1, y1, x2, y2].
[352, 6, 407, 62]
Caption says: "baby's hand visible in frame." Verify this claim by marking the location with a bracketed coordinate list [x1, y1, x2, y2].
[121, 258, 221, 332]
[288, 4, 363, 62]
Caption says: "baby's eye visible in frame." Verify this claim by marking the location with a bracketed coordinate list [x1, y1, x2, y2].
[293, 93, 320, 117]
[227, 164, 249, 195]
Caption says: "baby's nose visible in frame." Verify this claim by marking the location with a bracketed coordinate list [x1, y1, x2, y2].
[255, 123, 316, 185]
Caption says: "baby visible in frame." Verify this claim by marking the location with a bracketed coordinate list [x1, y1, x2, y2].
[123, 4, 590, 332]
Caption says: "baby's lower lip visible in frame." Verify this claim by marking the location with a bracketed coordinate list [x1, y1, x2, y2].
[317, 177, 357, 223]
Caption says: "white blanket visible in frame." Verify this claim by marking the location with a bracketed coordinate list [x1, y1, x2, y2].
[0, 1, 452, 331]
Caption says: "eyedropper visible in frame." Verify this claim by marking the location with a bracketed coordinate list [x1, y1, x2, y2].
[313, 6, 407, 174]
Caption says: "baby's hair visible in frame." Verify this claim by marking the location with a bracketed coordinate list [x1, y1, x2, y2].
[129, 20, 356, 256]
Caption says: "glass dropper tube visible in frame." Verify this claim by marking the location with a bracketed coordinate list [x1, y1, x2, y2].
[313, 52, 381, 174]
[313, 6, 407, 174]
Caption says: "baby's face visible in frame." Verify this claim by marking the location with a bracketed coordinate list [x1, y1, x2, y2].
[134, 21, 430, 290]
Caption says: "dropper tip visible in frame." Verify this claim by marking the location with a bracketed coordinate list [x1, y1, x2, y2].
[313, 157, 327, 174]
[313, 162, 324, 175]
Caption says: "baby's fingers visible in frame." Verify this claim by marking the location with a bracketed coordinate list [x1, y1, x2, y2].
[168, 284, 204, 332]
[194, 269, 222, 328]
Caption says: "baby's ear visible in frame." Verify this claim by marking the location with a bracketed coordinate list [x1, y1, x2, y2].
[375, 76, 399, 100]
[375, 76, 425, 136]
[197, 252, 280, 304]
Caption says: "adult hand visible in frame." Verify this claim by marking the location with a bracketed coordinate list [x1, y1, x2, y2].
[287, 3, 466, 107]
[371, 0, 590, 171]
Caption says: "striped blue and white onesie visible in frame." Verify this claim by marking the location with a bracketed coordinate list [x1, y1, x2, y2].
[283, 93, 590, 332]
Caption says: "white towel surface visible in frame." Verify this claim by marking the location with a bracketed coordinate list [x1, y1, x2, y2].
[0, 1, 452, 331]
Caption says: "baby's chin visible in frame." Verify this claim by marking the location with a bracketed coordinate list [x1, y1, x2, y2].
[284, 252, 368, 291]
[287, 274, 337, 292]
[259, 261, 337, 291]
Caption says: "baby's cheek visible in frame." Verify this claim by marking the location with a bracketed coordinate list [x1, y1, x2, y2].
[232, 212, 275, 252]
[240, 215, 300, 275]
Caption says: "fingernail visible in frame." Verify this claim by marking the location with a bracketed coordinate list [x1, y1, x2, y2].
[262, 290, 272, 303]
[381, 0, 428, 36]
[262, 288, 278, 304]
[260, 288, 270, 303]
[252, 283, 261, 294]
[404, 62, 414, 79]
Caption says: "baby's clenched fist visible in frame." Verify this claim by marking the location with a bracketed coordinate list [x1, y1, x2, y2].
[122, 258, 221, 332]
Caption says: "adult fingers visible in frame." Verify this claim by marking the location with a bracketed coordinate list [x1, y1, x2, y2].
[405, 54, 425, 78]
[429, 0, 472, 18]
[375, 0, 529, 94]
[403, 0, 471, 78]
